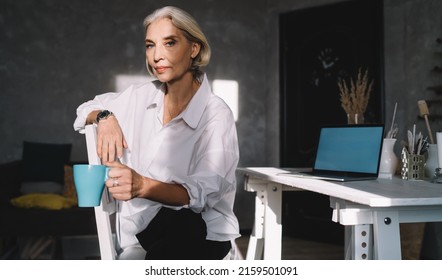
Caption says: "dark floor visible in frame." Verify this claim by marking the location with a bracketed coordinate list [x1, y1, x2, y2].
[2, 223, 429, 260]
[234, 234, 344, 260]
[234, 223, 429, 260]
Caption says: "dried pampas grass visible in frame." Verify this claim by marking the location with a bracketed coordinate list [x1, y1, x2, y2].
[338, 68, 373, 123]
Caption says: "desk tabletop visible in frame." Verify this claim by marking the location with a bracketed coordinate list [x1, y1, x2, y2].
[237, 167, 442, 207]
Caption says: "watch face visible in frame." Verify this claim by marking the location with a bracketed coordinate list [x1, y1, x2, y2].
[97, 110, 111, 122]
[100, 110, 110, 117]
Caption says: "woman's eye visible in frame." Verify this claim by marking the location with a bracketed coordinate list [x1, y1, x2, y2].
[165, 40, 176, 47]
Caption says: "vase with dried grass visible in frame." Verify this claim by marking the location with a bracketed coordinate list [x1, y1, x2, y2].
[338, 68, 373, 124]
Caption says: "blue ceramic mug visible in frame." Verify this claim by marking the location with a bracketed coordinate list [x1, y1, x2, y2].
[73, 164, 108, 207]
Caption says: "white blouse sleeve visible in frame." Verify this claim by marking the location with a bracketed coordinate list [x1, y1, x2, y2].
[179, 112, 239, 212]
[72, 92, 120, 133]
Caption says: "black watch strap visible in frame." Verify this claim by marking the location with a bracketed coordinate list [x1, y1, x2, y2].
[96, 110, 114, 123]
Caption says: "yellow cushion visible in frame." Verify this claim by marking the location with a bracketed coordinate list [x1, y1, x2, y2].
[11, 193, 77, 210]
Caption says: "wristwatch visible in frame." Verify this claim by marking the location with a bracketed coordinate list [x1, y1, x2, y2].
[96, 110, 114, 123]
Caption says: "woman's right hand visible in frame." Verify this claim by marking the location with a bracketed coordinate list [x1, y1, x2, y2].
[96, 115, 128, 163]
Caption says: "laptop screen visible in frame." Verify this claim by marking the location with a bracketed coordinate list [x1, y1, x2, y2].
[313, 125, 384, 174]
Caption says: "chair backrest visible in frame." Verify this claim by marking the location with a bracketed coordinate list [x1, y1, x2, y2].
[85, 124, 117, 260]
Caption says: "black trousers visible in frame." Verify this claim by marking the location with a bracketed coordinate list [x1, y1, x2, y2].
[136, 207, 231, 260]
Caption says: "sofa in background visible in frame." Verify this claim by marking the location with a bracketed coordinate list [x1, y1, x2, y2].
[0, 142, 97, 259]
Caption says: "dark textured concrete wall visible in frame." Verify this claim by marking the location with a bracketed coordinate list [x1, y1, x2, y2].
[383, 0, 442, 155]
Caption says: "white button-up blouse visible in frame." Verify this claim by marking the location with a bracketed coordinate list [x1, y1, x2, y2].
[73, 74, 240, 249]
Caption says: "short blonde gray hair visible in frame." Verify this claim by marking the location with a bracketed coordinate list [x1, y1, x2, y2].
[143, 6, 211, 78]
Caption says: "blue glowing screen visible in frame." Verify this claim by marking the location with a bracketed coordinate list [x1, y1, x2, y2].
[314, 126, 384, 174]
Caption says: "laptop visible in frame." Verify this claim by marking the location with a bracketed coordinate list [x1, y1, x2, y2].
[279, 124, 384, 181]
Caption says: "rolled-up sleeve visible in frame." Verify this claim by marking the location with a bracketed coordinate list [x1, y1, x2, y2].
[73, 99, 104, 133]
[179, 114, 239, 212]
[184, 154, 238, 212]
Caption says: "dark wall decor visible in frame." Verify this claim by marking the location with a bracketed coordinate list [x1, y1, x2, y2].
[279, 0, 384, 243]
[280, 0, 384, 168]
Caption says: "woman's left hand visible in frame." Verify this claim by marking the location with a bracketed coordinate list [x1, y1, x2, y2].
[105, 161, 144, 201]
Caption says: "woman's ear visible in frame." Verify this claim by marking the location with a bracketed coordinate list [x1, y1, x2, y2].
[191, 42, 201, 59]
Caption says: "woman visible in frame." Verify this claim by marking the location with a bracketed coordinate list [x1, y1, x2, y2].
[73, 6, 240, 260]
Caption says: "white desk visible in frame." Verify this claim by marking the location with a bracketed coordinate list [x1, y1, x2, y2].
[238, 167, 442, 260]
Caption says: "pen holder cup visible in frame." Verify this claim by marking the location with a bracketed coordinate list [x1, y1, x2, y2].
[433, 168, 442, 184]
[401, 148, 425, 180]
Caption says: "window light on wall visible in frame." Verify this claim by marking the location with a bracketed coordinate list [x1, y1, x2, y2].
[212, 79, 239, 122]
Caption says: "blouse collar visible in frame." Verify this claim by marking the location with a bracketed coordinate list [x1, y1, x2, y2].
[149, 73, 211, 129]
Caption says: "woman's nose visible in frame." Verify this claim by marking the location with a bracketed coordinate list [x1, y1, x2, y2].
[153, 46, 164, 62]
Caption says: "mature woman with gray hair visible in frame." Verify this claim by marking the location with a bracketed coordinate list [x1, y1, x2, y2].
[73, 6, 240, 259]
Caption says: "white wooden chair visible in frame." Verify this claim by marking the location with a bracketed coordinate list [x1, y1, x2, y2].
[84, 124, 145, 260]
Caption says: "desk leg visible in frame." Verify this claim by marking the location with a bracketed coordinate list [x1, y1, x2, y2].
[245, 183, 282, 260]
[344, 226, 353, 260]
[345, 225, 373, 260]
[246, 187, 265, 260]
[372, 211, 401, 259]
[263, 183, 282, 260]
[246, 227, 264, 260]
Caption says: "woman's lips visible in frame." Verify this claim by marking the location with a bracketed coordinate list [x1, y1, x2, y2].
[155, 66, 168, 74]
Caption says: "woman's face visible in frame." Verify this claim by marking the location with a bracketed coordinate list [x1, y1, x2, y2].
[145, 18, 200, 83]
